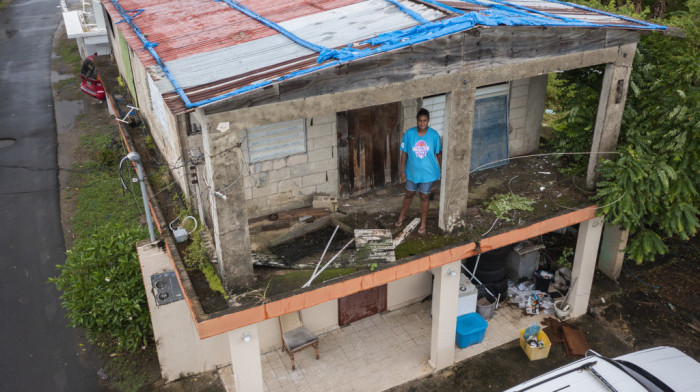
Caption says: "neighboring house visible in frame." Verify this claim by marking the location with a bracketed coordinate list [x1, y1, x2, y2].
[98, 0, 666, 390]
[61, 0, 111, 59]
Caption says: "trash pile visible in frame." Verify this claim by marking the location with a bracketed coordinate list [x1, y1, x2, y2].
[523, 323, 546, 348]
[507, 267, 572, 317]
[508, 281, 555, 315]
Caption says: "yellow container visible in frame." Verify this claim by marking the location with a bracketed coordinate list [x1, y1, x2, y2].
[519, 329, 551, 361]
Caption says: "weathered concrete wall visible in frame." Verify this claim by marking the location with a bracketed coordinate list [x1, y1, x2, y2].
[387, 272, 432, 311]
[137, 242, 230, 382]
[238, 113, 340, 218]
[257, 300, 340, 353]
[508, 75, 547, 156]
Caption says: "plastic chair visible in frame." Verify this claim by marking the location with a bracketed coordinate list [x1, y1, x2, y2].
[279, 311, 319, 370]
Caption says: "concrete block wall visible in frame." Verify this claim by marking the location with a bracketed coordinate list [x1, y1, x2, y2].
[508, 78, 530, 156]
[508, 76, 547, 156]
[241, 113, 340, 218]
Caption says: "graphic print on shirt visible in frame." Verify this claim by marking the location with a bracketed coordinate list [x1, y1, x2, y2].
[412, 140, 430, 159]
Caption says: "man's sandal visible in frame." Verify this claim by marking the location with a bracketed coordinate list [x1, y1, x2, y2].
[417, 227, 427, 235]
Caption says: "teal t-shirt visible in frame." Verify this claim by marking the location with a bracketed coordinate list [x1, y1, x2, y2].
[400, 127, 441, 183]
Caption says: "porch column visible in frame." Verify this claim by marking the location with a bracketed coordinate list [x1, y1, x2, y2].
[439, 85, 476, 232]
[597, 224, 629, 280]
[228, 324, 264, 392]
[569, 217, 604, 317]
[586, 43, 637, 189]
[202, 122, 254, 290]
[429, 260, 461, 370]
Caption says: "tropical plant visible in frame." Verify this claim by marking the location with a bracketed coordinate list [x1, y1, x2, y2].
[549, 0, 700, 262]
[50, 224, 152, 353]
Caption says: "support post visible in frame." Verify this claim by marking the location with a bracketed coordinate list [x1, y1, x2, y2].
[429, 260, 461, 370]
[586, 43, 637, 189]
[228, 324, 264, 392]
[597, 224, 629, 280]
[202, 124, 254, 291]
[569, 217, 604, 317]
[439, 84, 475, 232]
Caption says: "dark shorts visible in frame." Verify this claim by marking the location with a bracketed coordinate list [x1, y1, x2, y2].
[406, 180, 433, 194]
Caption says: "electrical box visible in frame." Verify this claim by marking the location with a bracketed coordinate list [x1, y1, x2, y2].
[151, 271, 184, 306]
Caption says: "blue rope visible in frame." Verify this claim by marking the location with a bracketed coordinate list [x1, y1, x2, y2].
[383, 0, 429, 23]
[541, 0, 665, 29]
[421, 0, 466, 15]
[108, 0, 193, 108]
[216, 0, 327, 54]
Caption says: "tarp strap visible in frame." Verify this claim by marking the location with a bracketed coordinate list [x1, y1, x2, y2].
[383, 0, 429, 23]
[108, 0, 193, 107]
[216, 0, 327, 54]
[115, 9, 144, 24]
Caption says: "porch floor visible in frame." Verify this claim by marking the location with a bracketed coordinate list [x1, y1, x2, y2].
[221, 300, 546, 392]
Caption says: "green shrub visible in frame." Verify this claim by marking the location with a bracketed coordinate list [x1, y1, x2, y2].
[50, 224, 152, 353]
[485, 193, 535, 221]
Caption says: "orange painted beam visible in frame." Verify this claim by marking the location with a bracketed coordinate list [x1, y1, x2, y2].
[193, 206, 599, 339]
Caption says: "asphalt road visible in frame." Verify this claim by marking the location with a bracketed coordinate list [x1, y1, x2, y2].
[0, 1, 99, 390]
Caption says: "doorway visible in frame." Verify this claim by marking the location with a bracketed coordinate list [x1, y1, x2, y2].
[337, 102, 401, 197]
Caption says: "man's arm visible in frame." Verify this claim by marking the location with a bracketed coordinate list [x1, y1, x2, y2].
[399, 151, 408, 182]
[436, 152, 442, 171]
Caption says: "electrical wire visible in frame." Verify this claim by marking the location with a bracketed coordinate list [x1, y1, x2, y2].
[623, 258, 660, 289]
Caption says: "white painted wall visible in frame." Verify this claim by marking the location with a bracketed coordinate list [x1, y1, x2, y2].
[137, 243, 229, 382]
[258, 300, 340, 353]
[387, 272, 432, 311]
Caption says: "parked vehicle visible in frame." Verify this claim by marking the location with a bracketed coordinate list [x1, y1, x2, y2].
[80, 54, 105, 101]
[505, 346, 700, 392]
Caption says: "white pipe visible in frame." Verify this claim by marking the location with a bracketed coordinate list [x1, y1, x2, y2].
[302, 238, 354, 288]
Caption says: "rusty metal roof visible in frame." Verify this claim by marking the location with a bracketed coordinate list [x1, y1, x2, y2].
[101, 0, 665, 115]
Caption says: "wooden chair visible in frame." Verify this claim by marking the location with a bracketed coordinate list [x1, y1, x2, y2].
[279, 311, 319, 370]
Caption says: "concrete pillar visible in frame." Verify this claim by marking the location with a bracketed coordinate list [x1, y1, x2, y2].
[429, 260, 461, 370]
[597, 224, 629, 280]
[228, 324, 264, 392]
[569, 217, 604, 317]
[439, 85, 476, 232]
[202, 122, 254, 291]
[586, 43, 637, 189]
[524, 75, 548, 154]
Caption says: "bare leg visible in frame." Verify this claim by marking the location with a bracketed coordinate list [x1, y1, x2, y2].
[396, 190, 416, 226]
[419, 192, 430, 233]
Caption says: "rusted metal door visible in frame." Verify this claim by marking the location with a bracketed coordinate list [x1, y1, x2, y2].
[338, 285, 387, 326]
[337, 102, 400, 196]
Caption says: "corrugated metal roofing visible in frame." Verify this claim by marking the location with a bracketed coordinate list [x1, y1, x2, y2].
[101, 0, 665, 114]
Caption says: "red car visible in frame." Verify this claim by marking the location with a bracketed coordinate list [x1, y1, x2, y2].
[80, 54, 105, 101]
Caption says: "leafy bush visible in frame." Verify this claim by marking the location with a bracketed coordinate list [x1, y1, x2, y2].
[485, 193, 535, 221]
[50, 224, 152, 353]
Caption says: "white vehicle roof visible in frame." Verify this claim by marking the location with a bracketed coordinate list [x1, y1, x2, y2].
[505, 346, 700, 392]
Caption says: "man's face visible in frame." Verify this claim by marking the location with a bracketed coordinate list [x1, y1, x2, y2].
[417, 115, 429, 132]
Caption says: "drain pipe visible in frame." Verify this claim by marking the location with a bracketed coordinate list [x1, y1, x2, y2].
[121, 152, 156, 242]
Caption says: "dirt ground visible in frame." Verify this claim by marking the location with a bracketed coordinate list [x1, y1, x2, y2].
[388, 236, 700, 392]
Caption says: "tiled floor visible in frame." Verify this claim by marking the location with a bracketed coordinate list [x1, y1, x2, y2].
[222, 300, 546, 392]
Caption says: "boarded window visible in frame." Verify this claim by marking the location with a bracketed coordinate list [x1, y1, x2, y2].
[471, 83, 510, 171]
[246, 119, 306, 163]
[421, 94, 446, 138]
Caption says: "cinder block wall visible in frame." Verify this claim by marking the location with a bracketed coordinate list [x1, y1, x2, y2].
[241, 113, 340, 218]
[508, 76, 547, 156]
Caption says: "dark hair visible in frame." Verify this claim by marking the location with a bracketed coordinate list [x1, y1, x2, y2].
[417, 108, 430, 119]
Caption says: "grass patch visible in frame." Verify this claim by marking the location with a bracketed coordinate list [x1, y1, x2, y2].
[0, 0, 12, 12]
[69, 130, 142, 238]
[260, 268, 357, 297]
[59, 40, 82, 75]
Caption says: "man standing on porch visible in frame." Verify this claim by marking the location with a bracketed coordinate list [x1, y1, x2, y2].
[395, 108, 442, 235]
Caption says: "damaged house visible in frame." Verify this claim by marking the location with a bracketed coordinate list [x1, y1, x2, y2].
[97, 0, 666, 390]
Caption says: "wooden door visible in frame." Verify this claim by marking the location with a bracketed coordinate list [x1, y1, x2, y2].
[337, 102, 400, 196]
[338, 285, 387, 326]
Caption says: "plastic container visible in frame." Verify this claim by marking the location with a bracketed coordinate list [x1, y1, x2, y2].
[456, 312, 488, 348]
[534, 274, 551, 292]
[554, 300, 571, 319]
[519, 329, 551, 360]
[476, 294, 496, 321]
